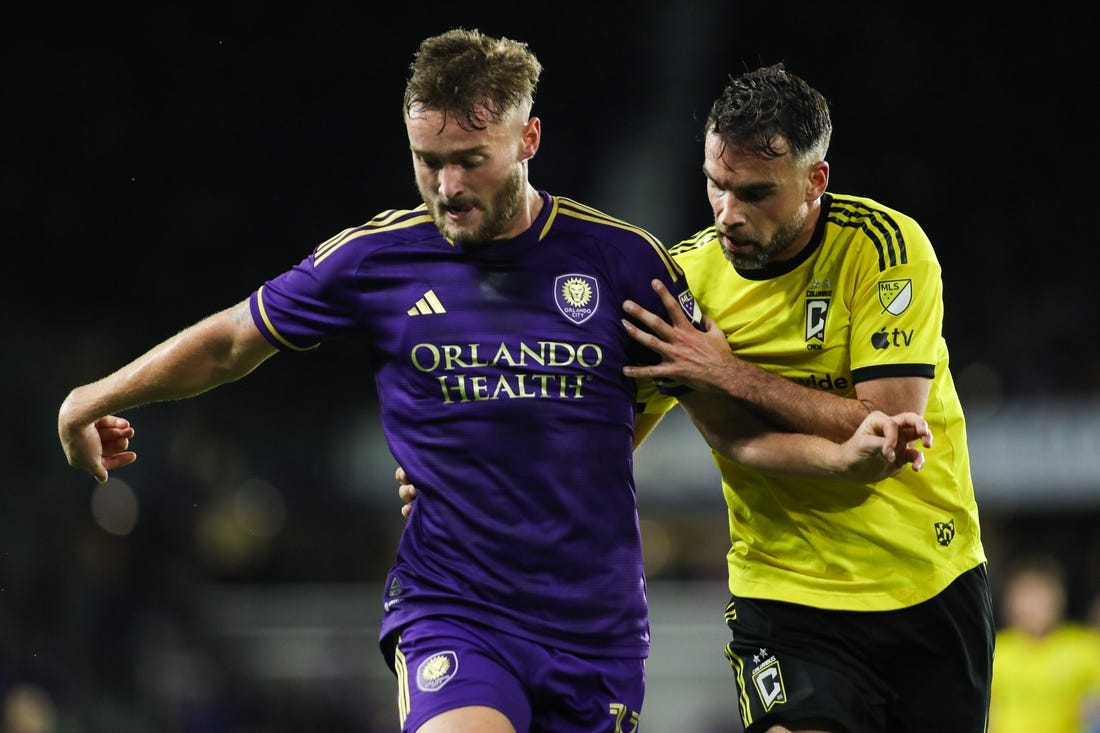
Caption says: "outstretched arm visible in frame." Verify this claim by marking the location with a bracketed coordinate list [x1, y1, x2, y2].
[395, 400, 931, 519]
[58, 299, 277, 483]
[678, 390, 930, 482]
[622, 279, 929, 442]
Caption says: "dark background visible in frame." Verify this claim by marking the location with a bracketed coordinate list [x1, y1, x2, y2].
[5, 3, 1099, 731]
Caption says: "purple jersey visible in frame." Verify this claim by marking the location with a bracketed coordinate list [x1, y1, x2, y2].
[249, 192, 698, 658]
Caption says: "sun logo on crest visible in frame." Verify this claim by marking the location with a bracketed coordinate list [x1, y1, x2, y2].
[422, 654, 452, 681]
[561, 277, 593, 307]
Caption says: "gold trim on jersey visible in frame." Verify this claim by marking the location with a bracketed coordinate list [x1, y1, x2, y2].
[553, 196, 684, 280]
[314, 207, 435, 266]
[253, 286, 319, 352]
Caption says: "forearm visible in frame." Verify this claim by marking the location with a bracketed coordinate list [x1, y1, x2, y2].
[711, 425, 852, 478]
[678, 390, 918, 483]
[715, 361, 868, 442]
[60, 302, 273, 425]
[682, 396, 848, 477]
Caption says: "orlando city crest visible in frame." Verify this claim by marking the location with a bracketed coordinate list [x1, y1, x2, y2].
[555, 273, 599, 325]
[417, 650, 458, 692]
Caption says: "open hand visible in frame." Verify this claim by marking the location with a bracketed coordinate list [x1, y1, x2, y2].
[621, 279, 737, 393]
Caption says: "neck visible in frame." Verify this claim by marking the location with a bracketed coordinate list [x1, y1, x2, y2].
[500, 184, 543, 239]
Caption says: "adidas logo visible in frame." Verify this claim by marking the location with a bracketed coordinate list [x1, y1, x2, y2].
[407, 289, 446, 316]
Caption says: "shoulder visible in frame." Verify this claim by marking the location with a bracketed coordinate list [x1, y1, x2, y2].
[826, 194, 930, 244]
[825, 193, 937, 266]
[548, 196, 663, 248]
[311, 205, 439, 268]
[547, 195, 682, 275]
[669, 226, 720, 258]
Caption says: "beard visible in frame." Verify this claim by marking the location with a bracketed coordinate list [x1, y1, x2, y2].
[721, 208, 808, 270]
[421, 165, 526, 245]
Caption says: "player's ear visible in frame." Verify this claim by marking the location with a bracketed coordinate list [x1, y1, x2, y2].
[807, 159, 829, 200]
[520, 117, 541, 161]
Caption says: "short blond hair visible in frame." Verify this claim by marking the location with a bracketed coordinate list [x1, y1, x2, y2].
[403, 28, 543, 131]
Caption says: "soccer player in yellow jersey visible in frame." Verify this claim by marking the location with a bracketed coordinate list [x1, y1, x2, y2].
[990, 555, 1100, 733]
[622, 63, 994, 732]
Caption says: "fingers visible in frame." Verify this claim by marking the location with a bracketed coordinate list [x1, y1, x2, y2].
[399, 483, 417, 519]
[858, 410, 932, 475]
[621, 279, 689, 340]
[395, 466, 416, 518]
[891, 411, 933, 448]
[102, 452, 137, 471]
[621, 302, 671, 347]
[885, 411, 931, 472]
[648, 279, 692, 325]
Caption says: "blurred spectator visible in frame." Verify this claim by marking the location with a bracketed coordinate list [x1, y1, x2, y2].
[990, 554, 1100, 733]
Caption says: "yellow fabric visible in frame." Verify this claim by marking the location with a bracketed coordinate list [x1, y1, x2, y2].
[637, 193, 986, 610]
[990, 624, 1100, 733]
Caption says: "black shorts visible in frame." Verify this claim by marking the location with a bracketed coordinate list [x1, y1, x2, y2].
[724, 563, 994, 733]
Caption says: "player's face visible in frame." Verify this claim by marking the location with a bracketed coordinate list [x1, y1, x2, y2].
[703, 130, 827, 270]
[1003, 572, 1065, 637]
[406, 105, 539, 244]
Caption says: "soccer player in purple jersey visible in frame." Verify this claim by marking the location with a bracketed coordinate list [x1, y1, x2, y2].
[58, 30, 929, 733]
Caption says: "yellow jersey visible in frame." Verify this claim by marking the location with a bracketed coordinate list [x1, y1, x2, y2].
[990, 624, 1100, 733]
[638, 193, 986, 610]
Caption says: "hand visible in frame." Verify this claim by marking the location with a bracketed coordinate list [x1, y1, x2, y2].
[838, 410, 933, 483]
[396, 465, 418, 518]
[621, 279, 739, 393]
[59, 414, 137, 484]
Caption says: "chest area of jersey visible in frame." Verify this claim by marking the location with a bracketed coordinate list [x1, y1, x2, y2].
[705, 270, 854, 390]
[387, 256, 623, 332]
[369, 259, 633, 396]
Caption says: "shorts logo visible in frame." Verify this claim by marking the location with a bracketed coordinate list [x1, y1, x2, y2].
[935, 518, 956, 547]
[416, 650, 458, 692]
[878, 279, 913, 316]
[555, 274, 599, 325]
[751, 648, 787, 711]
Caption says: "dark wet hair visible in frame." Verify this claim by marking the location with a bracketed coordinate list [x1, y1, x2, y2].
[707, 62, 832, 161]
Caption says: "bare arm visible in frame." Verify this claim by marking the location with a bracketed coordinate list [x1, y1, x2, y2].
[396, 398, 931, 518]
[677, 391, 930, 482]
[58, 299, 278, 482]
[622, 279, 930, 442]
